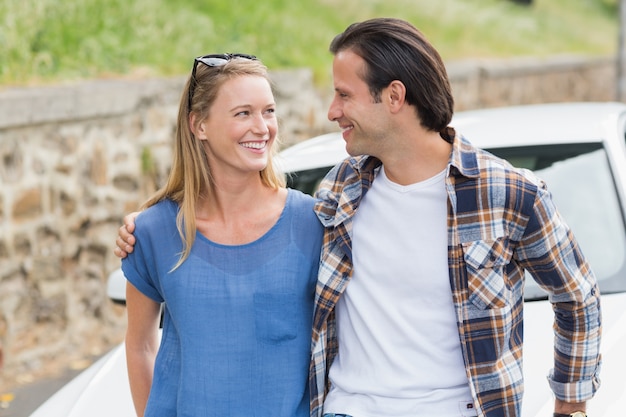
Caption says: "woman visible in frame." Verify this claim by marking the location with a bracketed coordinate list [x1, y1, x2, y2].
[121, 54, 322, 417]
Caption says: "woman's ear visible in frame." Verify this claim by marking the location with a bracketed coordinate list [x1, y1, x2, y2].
[189, 113, 208, 140]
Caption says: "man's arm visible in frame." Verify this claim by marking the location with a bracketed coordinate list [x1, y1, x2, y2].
[555, 399, 586, 414]
[519, 184, 601, 412]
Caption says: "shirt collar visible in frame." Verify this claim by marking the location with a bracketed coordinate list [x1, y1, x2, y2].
[315, 127, 480, 227]
[314, 155, 381, 228]
[445, 126, 481, 179]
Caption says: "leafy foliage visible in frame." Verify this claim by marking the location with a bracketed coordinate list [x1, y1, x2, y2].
[0, 0, 618, 87]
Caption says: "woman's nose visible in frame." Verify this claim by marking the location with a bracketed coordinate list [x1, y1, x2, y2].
[252, 113, 270, 135]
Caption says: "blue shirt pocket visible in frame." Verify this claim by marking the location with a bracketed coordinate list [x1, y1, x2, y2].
[254, 292, 298, 344]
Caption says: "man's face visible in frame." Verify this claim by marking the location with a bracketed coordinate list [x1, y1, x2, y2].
[327, 49, 388, 157]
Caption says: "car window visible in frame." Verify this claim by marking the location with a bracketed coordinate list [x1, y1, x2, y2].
[286, 142, 626, 301]
[489, 144, 626, 299]
[286, 167, 331, 196]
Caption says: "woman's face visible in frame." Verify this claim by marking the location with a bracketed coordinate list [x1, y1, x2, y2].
[196, 75, 278, 180]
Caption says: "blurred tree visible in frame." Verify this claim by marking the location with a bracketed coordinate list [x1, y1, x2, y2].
[619, 0, 626, 101]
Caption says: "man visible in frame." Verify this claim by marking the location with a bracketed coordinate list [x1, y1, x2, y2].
[116, 18, 601, 417]
[310, 18, 600, 417]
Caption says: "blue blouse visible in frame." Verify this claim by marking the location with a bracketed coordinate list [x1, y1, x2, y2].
[122, 189, 323, 417]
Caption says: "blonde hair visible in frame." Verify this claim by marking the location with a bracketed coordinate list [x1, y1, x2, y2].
[142, 57, 286, 269]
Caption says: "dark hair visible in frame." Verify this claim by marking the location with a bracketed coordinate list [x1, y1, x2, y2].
[329, 18, 454, 132]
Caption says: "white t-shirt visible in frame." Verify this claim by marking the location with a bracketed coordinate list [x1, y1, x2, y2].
[323, 167, 475, 417]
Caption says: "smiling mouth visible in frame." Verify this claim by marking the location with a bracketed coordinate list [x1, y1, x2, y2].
[240, 141, 267, 150]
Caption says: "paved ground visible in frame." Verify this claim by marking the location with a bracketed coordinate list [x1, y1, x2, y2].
[0, 367, 82, 417]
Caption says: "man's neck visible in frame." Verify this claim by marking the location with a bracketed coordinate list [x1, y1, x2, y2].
[380, 130, 452, 185]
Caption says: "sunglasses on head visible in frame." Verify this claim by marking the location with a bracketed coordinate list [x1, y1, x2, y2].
[188, 53, 258, 111]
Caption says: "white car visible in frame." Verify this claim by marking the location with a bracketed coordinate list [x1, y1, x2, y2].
[30, 102, 626, 416]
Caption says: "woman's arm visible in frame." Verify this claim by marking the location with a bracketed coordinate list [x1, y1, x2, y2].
[125, 281, 161, 417]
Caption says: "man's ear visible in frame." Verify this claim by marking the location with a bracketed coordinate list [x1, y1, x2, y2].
[387, 80, 407, 113]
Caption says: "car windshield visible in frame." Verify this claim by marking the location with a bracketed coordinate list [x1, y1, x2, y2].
[286, 142, 626, 301]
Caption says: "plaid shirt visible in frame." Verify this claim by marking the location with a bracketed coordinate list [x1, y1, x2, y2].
[309, 128, 602, 417]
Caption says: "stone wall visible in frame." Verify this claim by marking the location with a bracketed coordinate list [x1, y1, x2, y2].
[0, 55, 618, 389]
[447, 55, 616, 109]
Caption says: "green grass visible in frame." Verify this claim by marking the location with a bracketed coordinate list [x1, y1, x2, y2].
[0, 0, 619, 87]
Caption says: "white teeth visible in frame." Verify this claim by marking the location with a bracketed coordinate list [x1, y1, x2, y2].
[241, 141, 266, 149]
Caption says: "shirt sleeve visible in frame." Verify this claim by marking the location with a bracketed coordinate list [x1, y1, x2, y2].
[121, 211, 165, 303]
[517, 182, 602, 402]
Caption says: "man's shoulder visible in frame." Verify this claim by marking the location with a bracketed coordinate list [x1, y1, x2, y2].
[318, 155, 380, 188]
[456, 139, 541, 189]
